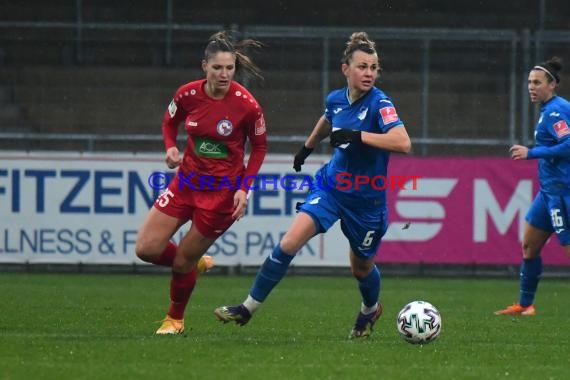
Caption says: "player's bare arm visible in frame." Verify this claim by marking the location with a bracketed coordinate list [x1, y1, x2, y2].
[361, 126, 411, 154]
[305, 116, 332, 149]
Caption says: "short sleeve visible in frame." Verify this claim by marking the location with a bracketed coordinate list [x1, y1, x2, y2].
[377, 99, 403, 132]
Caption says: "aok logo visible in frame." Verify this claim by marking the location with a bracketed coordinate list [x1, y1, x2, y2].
[384, 178, 533, 242]
[384, 178, 457, 242]
[194, 138, 228, 158]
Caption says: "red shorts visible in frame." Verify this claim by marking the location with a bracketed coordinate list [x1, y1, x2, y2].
[153, 172, 236, 238]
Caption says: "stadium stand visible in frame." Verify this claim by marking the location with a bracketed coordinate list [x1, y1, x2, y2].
[1, 0, 569, 153]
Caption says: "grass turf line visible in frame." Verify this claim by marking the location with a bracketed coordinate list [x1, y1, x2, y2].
[0, 274, 569, 379]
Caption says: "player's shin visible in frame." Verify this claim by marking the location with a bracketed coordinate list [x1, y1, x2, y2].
[167, 268, 198, 319]
[519, 256, 542, 307]
[357, 265, 381, 314]
[151, 241, 177, 267]
[248, 244, 295, 307]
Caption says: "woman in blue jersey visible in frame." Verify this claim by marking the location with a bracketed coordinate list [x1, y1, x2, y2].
[496, 57, 570, 316]
[214, 32, 411, 338]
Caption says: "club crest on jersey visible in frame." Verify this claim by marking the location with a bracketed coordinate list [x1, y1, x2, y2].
[357, 107, 368, 120]
[216, 119, 233, 136]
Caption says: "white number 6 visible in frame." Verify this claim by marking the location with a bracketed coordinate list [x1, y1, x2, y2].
[361, 230, 375, 248]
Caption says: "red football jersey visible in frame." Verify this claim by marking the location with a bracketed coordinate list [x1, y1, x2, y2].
[161, 79, 267, 191]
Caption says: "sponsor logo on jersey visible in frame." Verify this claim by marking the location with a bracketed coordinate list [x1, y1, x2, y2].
[188, 121, 198, 127]
[216, 119, 233, 136]
[168, 100, 177, 118]
[380, 106, 398, 124]
[255, 115, 266, 135]
[553, 120, 570, 138]
[333, 107, 343, 114]
[194, 138, 228, 158]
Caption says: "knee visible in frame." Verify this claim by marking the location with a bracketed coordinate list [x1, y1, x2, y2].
[521, 240, 540, 260]
[171, 254, 195, 273]
[351, 266, 362, 279]
[351, 264, 374, 280]
[279, 237, 300, 255]
[135, 238, 156, 263]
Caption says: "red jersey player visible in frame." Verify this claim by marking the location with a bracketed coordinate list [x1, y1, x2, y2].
[135, 31, 267, 334]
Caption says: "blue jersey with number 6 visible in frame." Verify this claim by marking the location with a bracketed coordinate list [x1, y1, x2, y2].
[321, 86, 404, 204]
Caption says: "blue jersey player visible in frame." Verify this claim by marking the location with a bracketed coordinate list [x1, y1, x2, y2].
[214, 32, 412, 338]
[496, 57, 570, 316]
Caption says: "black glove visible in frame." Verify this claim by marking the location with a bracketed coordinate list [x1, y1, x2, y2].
[330, 129, 361, 147]
[293, 145, 313, 172]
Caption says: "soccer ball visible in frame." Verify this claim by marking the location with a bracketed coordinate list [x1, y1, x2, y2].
[396, 300, 442, 344]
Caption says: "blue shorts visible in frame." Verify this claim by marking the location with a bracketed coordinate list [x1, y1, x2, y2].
[526, 191, 570, 246]
[298, 188, 388, 259]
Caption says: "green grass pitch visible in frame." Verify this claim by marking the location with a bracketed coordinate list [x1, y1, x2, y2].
[1, 273, 569, 379]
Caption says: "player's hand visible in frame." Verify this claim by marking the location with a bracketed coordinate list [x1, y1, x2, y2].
[232, 189, 248, 220]
[330, 129, 361, 147]
[165, 147, 182, 169]
[509, 144, 529, 160]
[293, 145, 313, 172]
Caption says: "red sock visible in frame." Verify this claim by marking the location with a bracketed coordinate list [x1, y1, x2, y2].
[167, 268, 197, 320]
[151, 241, 177, 267]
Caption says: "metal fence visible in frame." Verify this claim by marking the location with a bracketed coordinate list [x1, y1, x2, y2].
[1, 16, 569, 155]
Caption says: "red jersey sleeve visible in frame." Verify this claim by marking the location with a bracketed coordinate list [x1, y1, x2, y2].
[240, 110, 268, 192]
[161, 87, 188, 150]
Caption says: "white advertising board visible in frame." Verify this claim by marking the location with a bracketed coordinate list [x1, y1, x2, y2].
[0, 152, 350, 266]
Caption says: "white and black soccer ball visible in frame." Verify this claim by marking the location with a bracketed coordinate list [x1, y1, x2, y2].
[396, 300, 442, 344]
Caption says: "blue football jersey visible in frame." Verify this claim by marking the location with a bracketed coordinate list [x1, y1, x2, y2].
[528, 95, 570, 195]
[319, 87, 404, 203]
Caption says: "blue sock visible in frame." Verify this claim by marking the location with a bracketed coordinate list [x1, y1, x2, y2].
[358, 265, 381, 308]
[249, 244, 294, 302]
[519, 257, 542, 307]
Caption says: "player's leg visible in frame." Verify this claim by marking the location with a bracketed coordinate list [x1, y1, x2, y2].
[157, 210, 231, 335]
[342, 207, 386, 339]
[348, 251, 382, 339]
[157, 226, 218, 335]
[136, 201, 214, 272]
[214, 211, 317, 325]
[516, 222, 549, 314]
[214, 189, 339, 325]
[136, 207, 184, 265]
[495, 193, 552, 316]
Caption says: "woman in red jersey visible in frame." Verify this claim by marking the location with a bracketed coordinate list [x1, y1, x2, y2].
[135, 31, 267, 334]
